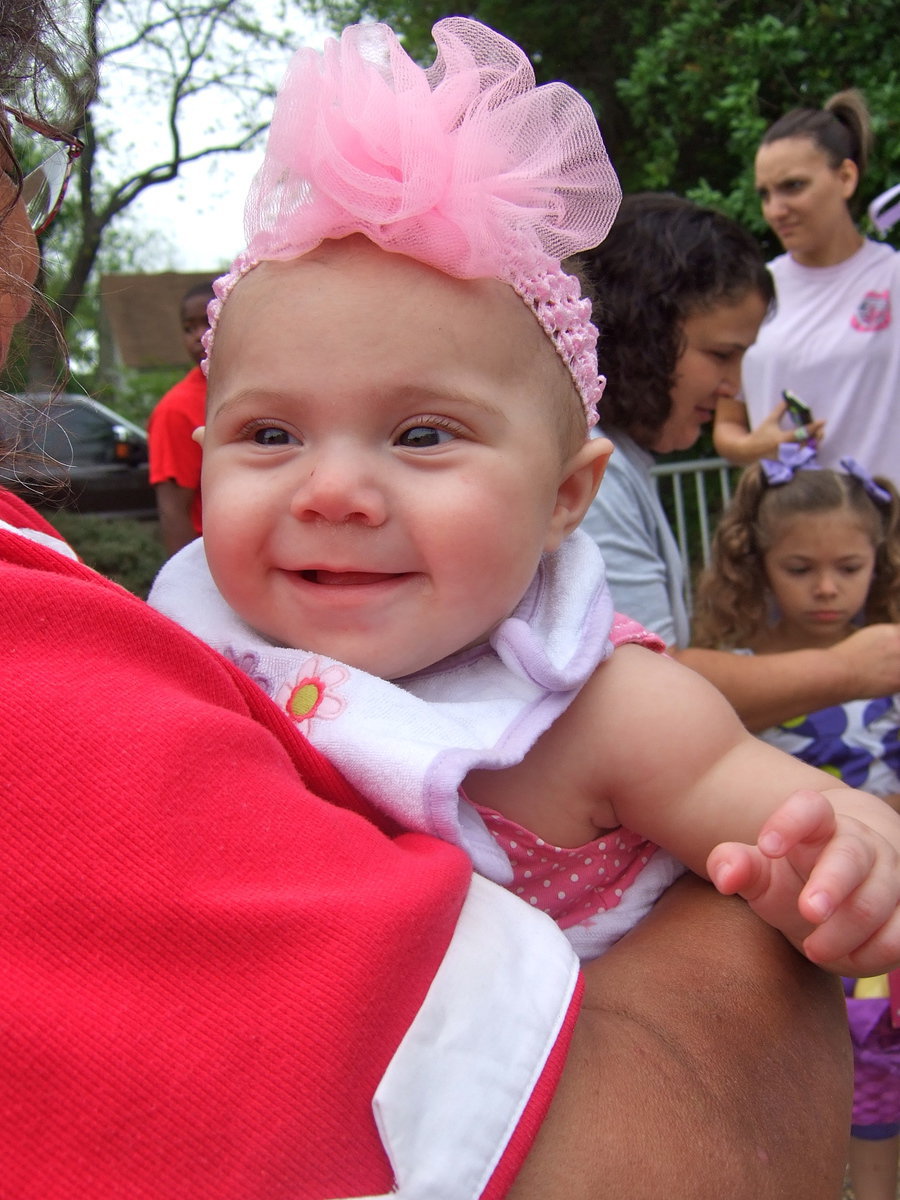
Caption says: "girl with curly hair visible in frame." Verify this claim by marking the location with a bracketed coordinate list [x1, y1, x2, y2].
[694, 450, 900, 1200]
[694, 451, 900, 667]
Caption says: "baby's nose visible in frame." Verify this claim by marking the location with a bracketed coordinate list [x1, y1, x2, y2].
[289, 449, 388, 527]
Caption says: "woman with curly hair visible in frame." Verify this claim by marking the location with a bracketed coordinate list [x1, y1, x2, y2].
[580, 192, 772, 649]
[580, 192, 900, 734]
[694, 450, 900, 1200]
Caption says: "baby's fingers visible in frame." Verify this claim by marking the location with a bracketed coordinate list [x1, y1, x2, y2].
[756, 789, 836, 861]
[802, 863, 900, 971]
[707, 842, 768, 898]
[797, 827, 877, 926]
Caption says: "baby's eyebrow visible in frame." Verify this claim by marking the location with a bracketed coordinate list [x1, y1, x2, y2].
[209, 382, 510, 422]
[207, 388, 297, 418]
[390, 383, 508, 420]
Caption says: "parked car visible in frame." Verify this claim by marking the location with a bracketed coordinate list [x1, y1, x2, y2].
[0, 392, 157, 519]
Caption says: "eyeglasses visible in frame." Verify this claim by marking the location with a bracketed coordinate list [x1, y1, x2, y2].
[2, 103, 84, 235]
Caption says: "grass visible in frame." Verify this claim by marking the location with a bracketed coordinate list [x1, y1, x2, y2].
[45, 511, 166, 599]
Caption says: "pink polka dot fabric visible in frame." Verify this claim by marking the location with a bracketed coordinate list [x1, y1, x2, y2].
[477, 808, 657, 930]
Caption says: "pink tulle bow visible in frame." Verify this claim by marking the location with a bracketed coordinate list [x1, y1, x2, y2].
[206, 17, 622, 426]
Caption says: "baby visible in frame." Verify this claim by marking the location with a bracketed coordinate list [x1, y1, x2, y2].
[150, 17, 900, 972]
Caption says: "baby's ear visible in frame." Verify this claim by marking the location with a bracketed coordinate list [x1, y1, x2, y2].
[544, 436, 612, 552]
[192, 426, 206, 446]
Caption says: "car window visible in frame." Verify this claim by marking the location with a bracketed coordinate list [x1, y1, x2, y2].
[9, 401, 117, 468]
[44, 405, 116, 465]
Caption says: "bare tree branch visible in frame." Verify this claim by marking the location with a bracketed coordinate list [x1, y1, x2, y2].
[26, 0, 317, 382]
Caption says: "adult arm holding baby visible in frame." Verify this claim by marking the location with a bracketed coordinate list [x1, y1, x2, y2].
[513, 875, 852, 1200]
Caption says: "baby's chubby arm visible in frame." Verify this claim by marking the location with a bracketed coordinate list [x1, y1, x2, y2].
[589, 644, 900, 976]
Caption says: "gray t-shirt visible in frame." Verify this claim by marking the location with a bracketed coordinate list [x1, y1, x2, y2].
[579, 431, 690, 648]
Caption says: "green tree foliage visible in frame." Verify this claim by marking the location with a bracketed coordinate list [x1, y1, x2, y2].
[615, 0, 900, 249]
[309, 0, 900, 250]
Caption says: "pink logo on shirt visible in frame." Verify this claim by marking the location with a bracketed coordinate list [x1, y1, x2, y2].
[852, 291, 891, 331]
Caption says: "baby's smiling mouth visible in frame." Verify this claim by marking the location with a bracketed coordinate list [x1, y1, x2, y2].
[299, 569, 403, 586]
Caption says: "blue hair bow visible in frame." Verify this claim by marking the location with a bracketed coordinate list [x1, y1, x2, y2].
[839, 456, 892, 505]
[759, 442, 819, 484]
[759, 444, 891, 506]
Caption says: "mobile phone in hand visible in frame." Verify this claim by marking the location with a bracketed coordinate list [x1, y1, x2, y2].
[782, 389, 814, 427]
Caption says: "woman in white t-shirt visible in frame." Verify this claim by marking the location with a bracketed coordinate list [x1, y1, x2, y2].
[714, 90, 900, 483]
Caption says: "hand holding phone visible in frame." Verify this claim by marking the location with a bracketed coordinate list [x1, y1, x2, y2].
[782, 389, 814, 428]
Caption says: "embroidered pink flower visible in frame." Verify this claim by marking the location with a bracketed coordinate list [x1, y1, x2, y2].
[276, 658, 349, 731]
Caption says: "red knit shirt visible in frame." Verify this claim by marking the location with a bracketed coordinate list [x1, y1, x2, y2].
[148, 365, 207, 532]
[0, 488, 575, 1199]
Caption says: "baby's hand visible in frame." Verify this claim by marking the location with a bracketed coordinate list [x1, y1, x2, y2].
[707, 789, 900, 975]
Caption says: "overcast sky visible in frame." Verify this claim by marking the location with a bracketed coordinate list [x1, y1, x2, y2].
[130, 148, 265, 273]
[109, 8, 330, 275]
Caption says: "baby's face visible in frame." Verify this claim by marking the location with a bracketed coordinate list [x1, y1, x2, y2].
[201, 238, 599, 679]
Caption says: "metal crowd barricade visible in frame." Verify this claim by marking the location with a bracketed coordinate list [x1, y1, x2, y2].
[650, 456, 739, 614]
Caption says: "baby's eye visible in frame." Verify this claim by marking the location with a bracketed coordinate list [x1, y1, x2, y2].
[397, 424, 456, 449]
[251, 425, 297, 446]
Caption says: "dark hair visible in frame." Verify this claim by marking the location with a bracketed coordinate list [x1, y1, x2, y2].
[1, 0, 79, 446]
[0, 0, 61, 92]
[693, 464, 900, 648]
[181, 280, 216, 306]
[760, 89, 873, 180]
[578, 193, 774, 445]
[0, 0, 59, 210]
[1, 0, 59, 357]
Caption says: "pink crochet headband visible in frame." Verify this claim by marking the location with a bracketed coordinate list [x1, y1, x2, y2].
[204, 17, 622, 428]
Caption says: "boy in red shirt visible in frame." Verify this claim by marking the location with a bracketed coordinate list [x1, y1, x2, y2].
[148, 281, 214, 555]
